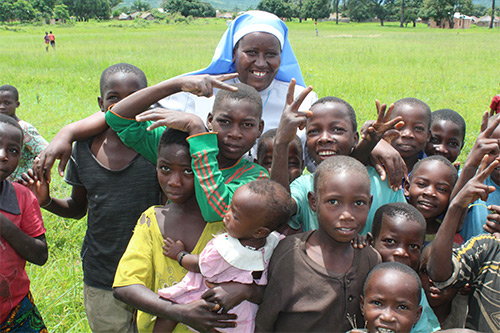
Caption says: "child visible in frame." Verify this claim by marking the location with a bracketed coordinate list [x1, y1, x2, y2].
[271, 86, 405, 234]
[427, 155, 500, 332]
[424, 109, 466, 165]
[0, 114, 48, 332]
[369, 202, 441, 333]
[388, 97, 431, 173]
[418, 244, 467, 329]
[48, 31, 55, 50]
[454, 113, 500, 241]
[26, 63, 161, 332]
[490, 89, 500, 115]
[0, 85, 48, 181]
[256, 128, 304, 183]
[44, 32, 49, 52]
[106, 77, 269, 222]
[113, 128, 234, 333]
[154, 179, 292, 332]
[255, 156, 381, 332]
[351, 262, 423, 333]
[404, 156, 459, 244]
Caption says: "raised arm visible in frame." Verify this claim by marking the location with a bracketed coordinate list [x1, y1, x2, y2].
[271, 79, 312, 192]
[428, 156, 498, 282]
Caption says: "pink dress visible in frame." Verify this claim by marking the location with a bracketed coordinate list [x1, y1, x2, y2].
[158, 231, 282, 333]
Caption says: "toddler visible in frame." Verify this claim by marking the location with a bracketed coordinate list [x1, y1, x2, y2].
[0, 85, 48, 181]
[0, 114, 48, 332]
[154, 179, 292, 332]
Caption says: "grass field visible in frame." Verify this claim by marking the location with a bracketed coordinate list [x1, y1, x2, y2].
[1, 18, 499, 332]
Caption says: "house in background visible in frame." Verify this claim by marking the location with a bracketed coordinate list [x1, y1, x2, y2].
[476, 15, 499, 27]
[430, 12, 473, 29]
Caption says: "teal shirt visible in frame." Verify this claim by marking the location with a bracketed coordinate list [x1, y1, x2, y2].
[289, 166, 406, 234]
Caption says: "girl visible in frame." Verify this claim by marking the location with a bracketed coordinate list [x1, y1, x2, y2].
[154, 179, 292, 333]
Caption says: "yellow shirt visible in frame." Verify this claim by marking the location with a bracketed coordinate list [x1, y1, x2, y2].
[114, 206, 224, 333]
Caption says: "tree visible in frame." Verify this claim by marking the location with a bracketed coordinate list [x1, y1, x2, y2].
[302, 0, 330, 20]
[332, 0, 340, 23]
[0, 0, 16, 22]
[369, 0, 390, 26]
[347, 0, 373, 22]
[421, 0, 472, 28]
[64, 0, 110, 20]
[109, 0, 122, 9]
[491, 0, 496, 29]
[164, 0, 214, 17]
[257, 0, 294, 19]
[54, 3, 70, 22]
[131, 0, 150, 12]
[31, 0, 56, 20]
[13, 0, 38, 21]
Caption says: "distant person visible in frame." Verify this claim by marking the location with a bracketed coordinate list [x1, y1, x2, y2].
[48, 31, 55, 50]
[44, 32, 49, 52]
[490, 94, 500, 115]
[0, 114, 48, 332]
[0, 85, 48, 181]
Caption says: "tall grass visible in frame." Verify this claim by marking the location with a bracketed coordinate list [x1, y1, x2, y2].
[1, 19, 499, 331]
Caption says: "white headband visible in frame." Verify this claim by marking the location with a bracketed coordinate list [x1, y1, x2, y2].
[233, 24, 284, 50]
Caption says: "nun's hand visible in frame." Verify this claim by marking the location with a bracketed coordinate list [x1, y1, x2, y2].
[180, 73, 239, 97]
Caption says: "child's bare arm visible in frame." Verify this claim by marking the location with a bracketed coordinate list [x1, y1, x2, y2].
[369, 139, 408, 191]
[162, 238, 201, 273]
[271, 79, 312, 192]
[352, 101, 403, 166]
[112, 74, 238, 120]
[0, 213, 48, 266]
[428, 156, 498, 282]
[35, 112, 107, 181]
[203, 281, 265, 311]
[451, 112, 500, 199]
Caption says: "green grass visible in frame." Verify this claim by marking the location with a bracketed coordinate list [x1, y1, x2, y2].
[1, 19, 499, 331]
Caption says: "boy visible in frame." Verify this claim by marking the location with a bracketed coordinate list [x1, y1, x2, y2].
[424, 109, 466, 165]
[0, 114, 48, 332]
[0, 85, 48, 181]
[388, 97, 431, 173]
[106, 75, 268, 222]
[48, 31, 55, 50]
[27, 63, 161, 332]
[404, 156, 459, 243]
[256, 128, 304, 183]
[352, 262, 423, 333]
[427, 156, 500, 332]
[271, 84, 405, 234]
[369, 202, 441, 333]
[454, 113, 500, 241]
[255, 156, 381, 332]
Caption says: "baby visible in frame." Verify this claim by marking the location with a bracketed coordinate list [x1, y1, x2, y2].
[155, 179, 292, 332]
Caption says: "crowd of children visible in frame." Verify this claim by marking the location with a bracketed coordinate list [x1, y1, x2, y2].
[2, 59, 500, 333]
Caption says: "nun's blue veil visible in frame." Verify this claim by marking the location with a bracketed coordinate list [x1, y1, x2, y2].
[187, 11, 306, 88]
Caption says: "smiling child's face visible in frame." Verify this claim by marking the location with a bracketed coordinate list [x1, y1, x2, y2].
[390, 104, 430, 162]
[305, 102, 358, 166]
[157, 143, 195, 204]
[361, 269, 422, 333]
[405, 160, 455, 221]
[309, 170, 371, 243]
[373, 215, 425, 271]
[424, 119, 463, 163]
[0, 122, 22, 182]
[208, 98, 263, 168]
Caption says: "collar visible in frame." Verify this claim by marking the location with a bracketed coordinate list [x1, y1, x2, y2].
[0, 180, 21, 215]
[213, 231, 281, 271]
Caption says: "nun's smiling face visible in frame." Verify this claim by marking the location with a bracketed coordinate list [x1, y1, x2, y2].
[233, 32, 281, 92]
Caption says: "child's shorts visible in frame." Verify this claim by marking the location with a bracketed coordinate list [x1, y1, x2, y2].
[0, 292, 47, 333]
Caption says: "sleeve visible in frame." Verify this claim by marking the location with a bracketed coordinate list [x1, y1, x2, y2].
[187, 132, 268, 222]
[105, 110, 163, 165]
[490, 95, 500, 112]
[22, 123, 48, 156]
[18, 184, 46, 238]
[113, 211, 155, 289]
[289, 176, 310, 230]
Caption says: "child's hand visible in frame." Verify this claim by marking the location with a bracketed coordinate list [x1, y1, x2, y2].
[202, 281, 252, 313]
[351, 234, 367, 249]
[484, 204, 500, 234]
[17, 169, 51, 207]
[464, 112, 500, 169]
[369, 140, 408, 191]
[179, 74, 239, 97]
[362, 100, 404, 144]
[453, 155, 498, 209]
[163, 237, 186, 260]
[275, 79, 313, 145]
[35, 140, 72, 182]
[136, 108, 206, 135]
